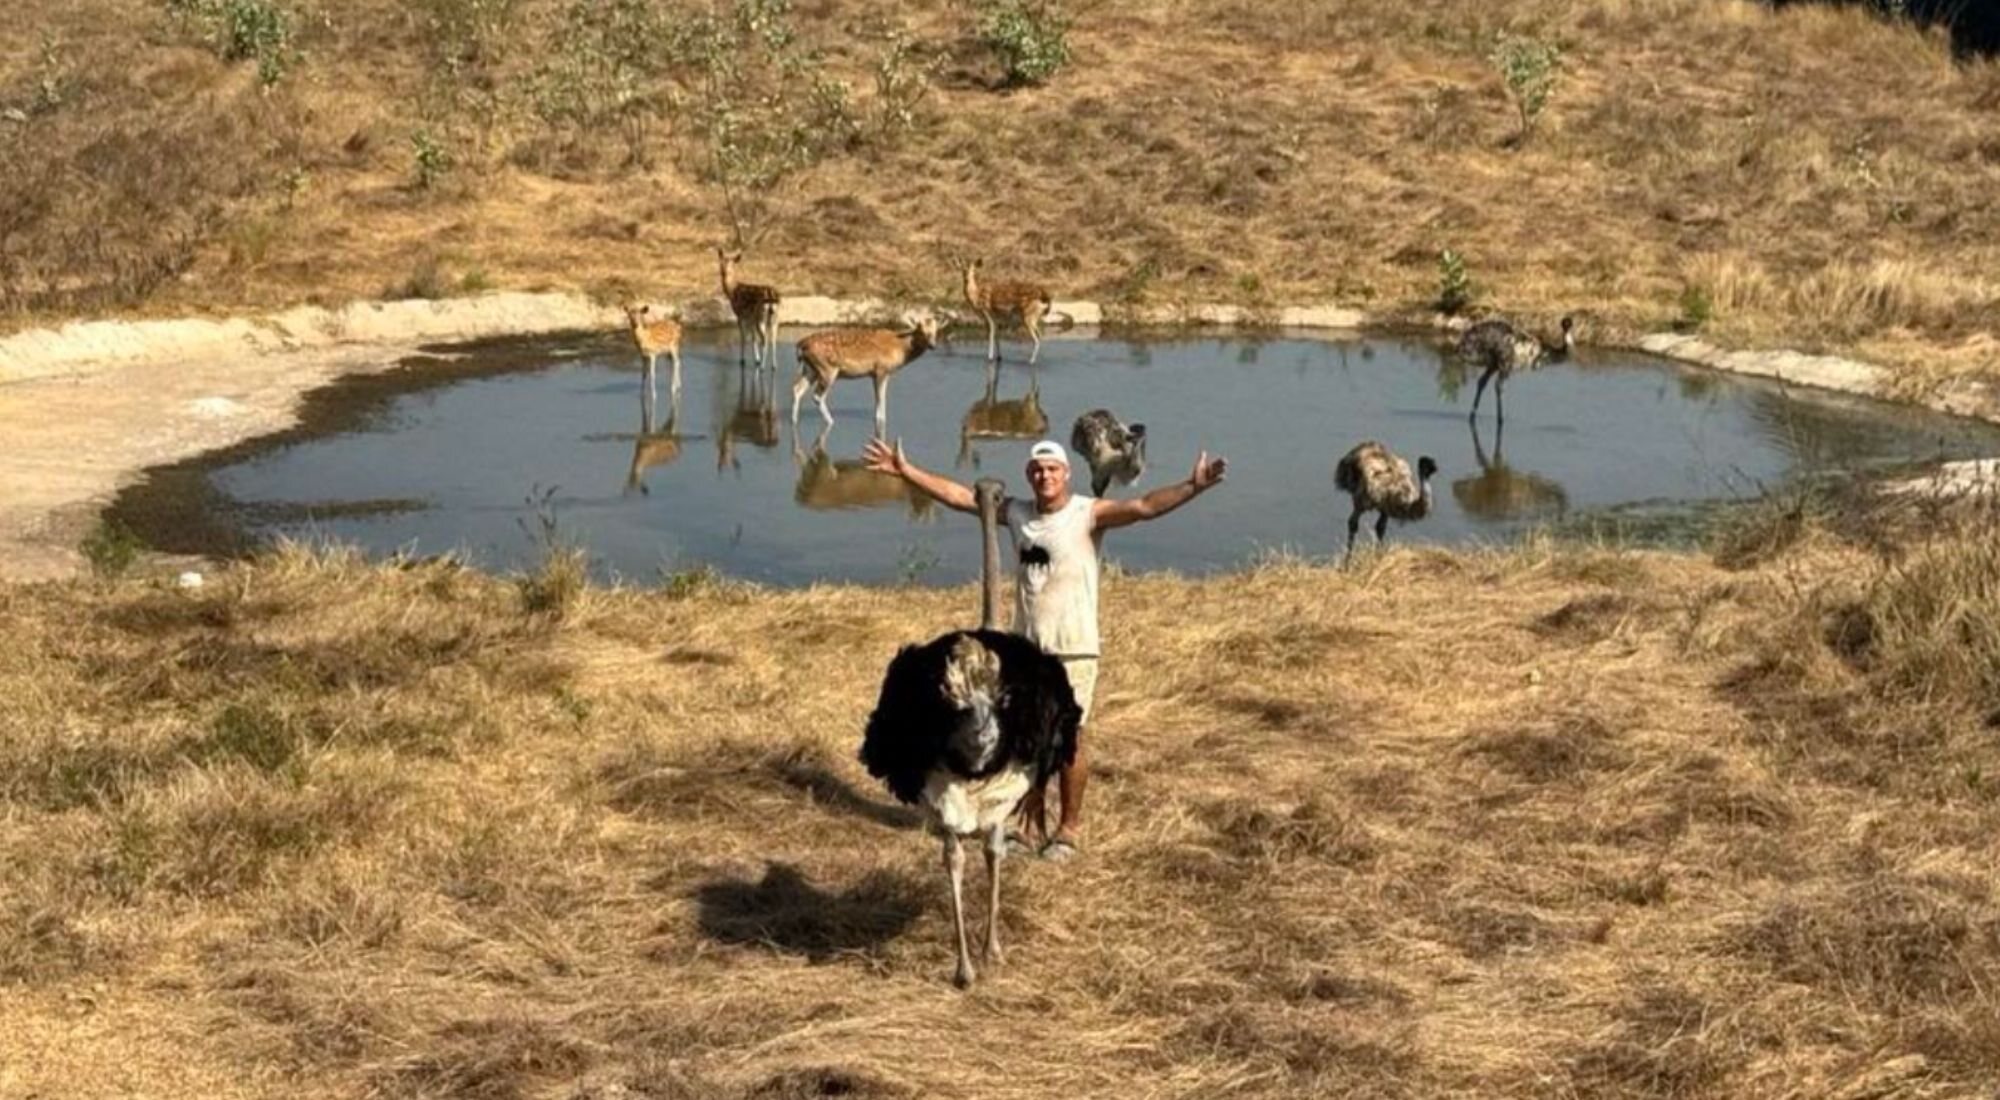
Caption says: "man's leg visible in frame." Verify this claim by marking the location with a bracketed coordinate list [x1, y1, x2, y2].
[1046, 658, 1098, 855]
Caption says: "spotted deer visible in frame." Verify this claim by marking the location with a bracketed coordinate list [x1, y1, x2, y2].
[791, 316, 944, 432]
[623, 303, 683, 406]
[962, 258, 1061, 364]
[718, 247, 781, 371]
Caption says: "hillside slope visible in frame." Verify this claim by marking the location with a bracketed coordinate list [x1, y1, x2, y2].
[2, 0, 1997, 389]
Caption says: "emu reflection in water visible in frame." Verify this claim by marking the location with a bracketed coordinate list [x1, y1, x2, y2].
[793, 428, 937, 519]
[958, 363, 1048, 469]
[1451, 418, 1570, 522]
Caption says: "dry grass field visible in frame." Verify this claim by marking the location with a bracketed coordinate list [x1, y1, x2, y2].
[4, 493, 1999, 1098]
[2, 0, 1998, 387]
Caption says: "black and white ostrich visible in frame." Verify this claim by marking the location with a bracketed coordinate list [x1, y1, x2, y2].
[859, 479, 1082, 988]
[1334, 440, 1437, 561]
[1457, 315, 1574, 423]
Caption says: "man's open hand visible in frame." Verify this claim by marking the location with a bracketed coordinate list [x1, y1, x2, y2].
[1192, 451, 1228, 490]
[862, 437, 908, 477]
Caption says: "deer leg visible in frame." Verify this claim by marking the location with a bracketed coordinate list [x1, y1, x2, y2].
[643, 355, 656, 412]
[790, 372, 811, 427]
[763, 308, 779, 373]
[986, 315, 999, 363]
[1026, 313, 1043, 365]
[983, 824, 1005, 964]
[669, 349, 682, 403]
[873, 374, 888, 435]
[816, 382, 834, 427]
[737, 316, 749, 367]
[944, 833, 976, 988]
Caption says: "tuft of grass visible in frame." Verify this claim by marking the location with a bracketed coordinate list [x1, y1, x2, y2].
[80, 517, 146, 578]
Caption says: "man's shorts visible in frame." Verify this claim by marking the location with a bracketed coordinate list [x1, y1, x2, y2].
[1060, 657, 1099, 725]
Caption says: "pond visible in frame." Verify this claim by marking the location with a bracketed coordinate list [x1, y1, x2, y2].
[109, 328, 2000, 586]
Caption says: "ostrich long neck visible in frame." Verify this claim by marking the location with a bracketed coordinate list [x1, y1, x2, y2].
[975, 479, 1004, 629]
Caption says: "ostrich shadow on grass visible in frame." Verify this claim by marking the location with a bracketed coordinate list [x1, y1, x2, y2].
[767, 753, 926, 832]
[693, 863, 926, 961]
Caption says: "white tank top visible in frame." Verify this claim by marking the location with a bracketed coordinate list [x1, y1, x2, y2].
[1002, 493, 1101, 657]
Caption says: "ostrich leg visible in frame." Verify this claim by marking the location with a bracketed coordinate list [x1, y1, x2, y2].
[984, 824, 1005, 964]
[944, 833, 976, 988]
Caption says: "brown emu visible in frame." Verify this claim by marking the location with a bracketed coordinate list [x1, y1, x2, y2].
[1334, 440, 1437, 560]
[1456, 315, 1574, 423]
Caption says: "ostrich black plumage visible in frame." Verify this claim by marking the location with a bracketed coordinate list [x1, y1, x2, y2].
[859, 480, 1082, 988]
[1457, 315, 1574, 423]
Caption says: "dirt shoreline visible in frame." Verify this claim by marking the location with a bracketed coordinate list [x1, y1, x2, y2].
[3, 292, 1994, 581]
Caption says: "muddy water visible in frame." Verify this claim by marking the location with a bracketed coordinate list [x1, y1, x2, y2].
[109, 330, 2000, 585]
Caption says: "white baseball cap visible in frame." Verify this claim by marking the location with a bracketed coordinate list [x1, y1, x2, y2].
[1028, 440, 1070, 467]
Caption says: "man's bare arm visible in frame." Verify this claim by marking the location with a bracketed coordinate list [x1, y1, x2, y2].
[1093, 452, 1227, 530]
[862, 438, 980, 514]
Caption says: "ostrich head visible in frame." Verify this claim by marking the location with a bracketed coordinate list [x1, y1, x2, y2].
[941, 635, 1005, 769]
[1558, 315, 1576, 350]
[1417, 456, 1439, 482]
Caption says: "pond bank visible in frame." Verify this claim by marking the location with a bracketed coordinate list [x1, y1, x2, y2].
[1, 292, 1993, 581]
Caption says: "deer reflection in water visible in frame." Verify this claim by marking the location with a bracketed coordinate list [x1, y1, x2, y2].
[718, 361, 782, 473]
[957, 361, 1049, 469]
[626, 387, 688, 497]
[793, 426, 937, 519]
[1450, 417, 1570, 523]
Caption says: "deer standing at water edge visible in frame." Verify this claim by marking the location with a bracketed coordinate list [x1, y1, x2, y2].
[718, 247, 781, 371]
[962, 258, 1058, 365]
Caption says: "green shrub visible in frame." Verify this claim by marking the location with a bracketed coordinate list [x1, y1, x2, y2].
[411, 127, 453, 189]
[80, 518, 145, 578]
[1680, 284, 1715, 330]
[529, 0, 675, 164]
[166, 0, 300, 86]
[979, 0, 1071, 87]
[1491, 34, 1562, 143]
[1437, 248, 1476, 315]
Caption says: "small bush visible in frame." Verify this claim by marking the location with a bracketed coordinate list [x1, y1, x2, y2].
[166, 0, 300, 86]
[1491, 34, 1562, 143]
[388, 256, 450, 300]
[80, 518, 145, 578]
[1680, 283, 1716, 330]
[979, 0, 1072, 88]
[869, 26, 938, 135]
[411, 127, 453, 189]
[1437, 248, 1475, 315]
[528, 0, 673, 164]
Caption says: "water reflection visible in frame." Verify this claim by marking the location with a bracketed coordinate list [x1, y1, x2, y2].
[718, 364, 781, 473]
[958, 363, 1049, 469]
[625, 388, 687, 497]
[1451, 418, 1570, 523]
[793, 427, 938, 519]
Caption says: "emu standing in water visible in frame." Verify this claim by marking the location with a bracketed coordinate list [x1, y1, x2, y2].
[860, 481, 1081, 988]
[1334, 441, 1437, 560]
[1458, 316, 1574, 423]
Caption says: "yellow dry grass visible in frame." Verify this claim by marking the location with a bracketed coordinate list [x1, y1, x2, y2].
[4, 513, 1998, 1098]
[2, 0, 1997, 385]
